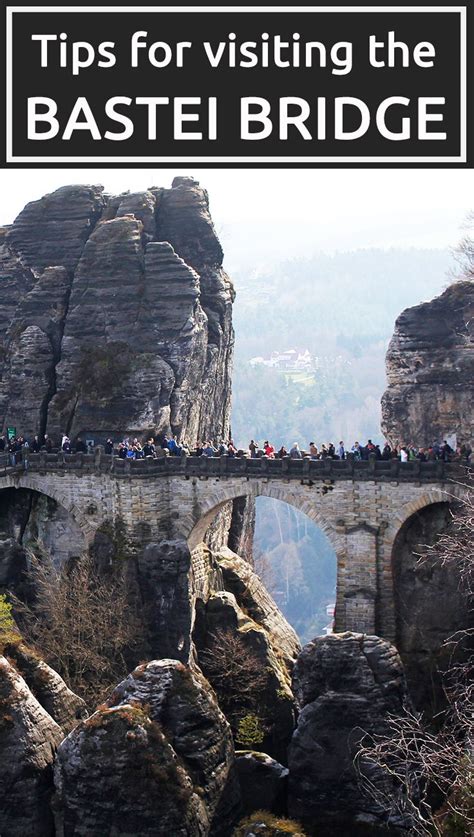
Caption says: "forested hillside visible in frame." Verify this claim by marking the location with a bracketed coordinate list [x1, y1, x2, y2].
[231, 247, 452, 449]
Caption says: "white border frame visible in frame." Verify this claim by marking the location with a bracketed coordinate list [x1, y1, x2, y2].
[5, 5, 468, 164]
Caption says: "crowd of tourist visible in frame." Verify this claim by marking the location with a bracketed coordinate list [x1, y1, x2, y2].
[0, 431, 471, 465]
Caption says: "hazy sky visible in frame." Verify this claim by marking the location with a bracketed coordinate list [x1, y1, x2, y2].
[0, 169, 471, 269]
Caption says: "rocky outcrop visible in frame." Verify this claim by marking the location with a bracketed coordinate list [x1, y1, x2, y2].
[191, 545, 300, 763]
[54, 659, 240, 836]
[0, 178, 248, 664]
[381, 280, 474, 447]
[233, 812, 307, 837]
[235, 751, 288, 816]
[215, 546, 300, 670]
[288, 633, 411, 832]
[0, 655, 64, 836]
[5, 642, 86, 732]
[0, 177, 234, 445]
[228, 497, 256, 566]
[134, 538, 193, 661]
[193, 556, 297, 763]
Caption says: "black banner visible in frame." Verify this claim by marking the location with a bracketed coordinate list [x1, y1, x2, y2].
[3, 4, 470, 166]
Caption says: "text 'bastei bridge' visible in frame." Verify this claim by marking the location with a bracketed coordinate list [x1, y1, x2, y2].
[0, 450, 468, 645]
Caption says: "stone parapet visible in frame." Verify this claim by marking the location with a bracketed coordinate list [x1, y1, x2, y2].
[0, 450, 466, 484]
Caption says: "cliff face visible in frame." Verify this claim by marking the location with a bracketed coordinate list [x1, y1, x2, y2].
[0, 177, 234, 444]
[381, 281, 474, 447]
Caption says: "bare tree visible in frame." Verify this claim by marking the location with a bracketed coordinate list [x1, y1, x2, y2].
[356, 489, 474, 836]
[13, 552, 144, 706]
[451, 212, 474, 281]
[199, 628, 269, 729]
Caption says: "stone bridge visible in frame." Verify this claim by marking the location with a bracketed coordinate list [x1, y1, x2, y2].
[0, 451, 468, 641]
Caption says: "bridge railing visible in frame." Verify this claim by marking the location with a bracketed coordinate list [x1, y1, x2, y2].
[0, 449, 468, 483]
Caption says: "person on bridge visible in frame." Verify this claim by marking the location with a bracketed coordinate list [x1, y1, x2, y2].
[227, 440, 238, 457]
[309, 442, 319, 459]
[290, 442, 302, 459]
[142, 439, 155, 457]
[62, 436, 72, 454]
[351, 442, 362, 460]
[264, 440, 275, 458]
[337, 441, 345, 460]
[441, 440, 454, 462]
[249, 439, 259, 458]
[203, 441, 217, 456]
[382, 443, 391, 460]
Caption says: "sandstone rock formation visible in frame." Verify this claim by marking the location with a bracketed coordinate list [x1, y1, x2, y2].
[54, 659, 240, 836]
[0, 487, 85, 605]
[5, 642, 87, 732]
[235, 751, 288, 816]
[0, 655, 64, 836]
[288, 632, 411, 832]
[216, 546, 300, 669]
[0, 178, 251, 661]
[381, 280, 474, 447]
[192, 545, 299, 764]
[0, 177, 234, 445]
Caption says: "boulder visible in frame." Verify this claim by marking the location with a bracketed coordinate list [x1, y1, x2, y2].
[54, 659, 240, 836]
[288, 632, 412, 831]
[235, 751, 288, 815]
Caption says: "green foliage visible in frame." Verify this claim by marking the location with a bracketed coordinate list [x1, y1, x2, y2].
[0, 595, 18, 650]
[236, 713, 265, 747]
[233, 810, 307, 836]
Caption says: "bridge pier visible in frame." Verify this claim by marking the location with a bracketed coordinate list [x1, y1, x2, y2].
[334, 522, 379, 635]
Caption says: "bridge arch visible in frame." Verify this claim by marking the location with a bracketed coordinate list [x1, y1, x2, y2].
[384, 485, 463, 552]
[377, 485, 464, 641]
[0, 473, 98, 544]
[183, 479, 347, 636]
[184, 480, 344, 557]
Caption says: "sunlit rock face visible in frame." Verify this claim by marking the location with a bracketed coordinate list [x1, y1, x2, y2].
[0, 177, 234, 445]
[0, 655, 64, 837]
[192, 544, 300, 764]
[381, 280, 474, 448]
